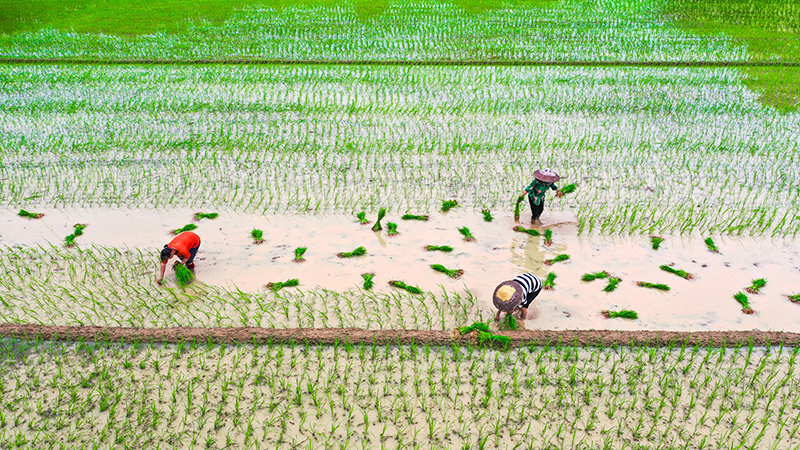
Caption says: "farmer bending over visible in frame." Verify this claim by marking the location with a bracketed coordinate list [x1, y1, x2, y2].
[522, 168, 564, 224]
[494, 273, 543, 321]
[157, 231, 201, 284]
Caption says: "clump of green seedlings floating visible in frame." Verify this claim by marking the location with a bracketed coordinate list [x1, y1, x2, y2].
[660, 264, 693, 280]
[544, 254, 569, 266]
[650, 236, 665, 250]
[17, 209, 44, 219]
[356, 211, 369, 225]
[371, 208, 386, 232]
[361, 273, 375, 290]
[513, 225, 540, 236]
[733, 291, 754, 314]
[251, 228, 264, 244]
[601, 309, 638, 319]
[170, 223, 197, 235]
[581, 271, 609, 282]
[193, 212, 218, 220]
[441, 200, 458, 212]
[604, 277, 623, 292]
[337, 246, 366, 258]
[425, 245, 453, 252]
[430, 264, 464, 279]
[293, 247, 307, 263]
[64, 223, 87, 247]
[543, 229, 553, 246]
[481, 210, 493, 222]
[705, 237, 720, 253]
[788, 294, 800, 303]
[636, 281, 671, 291]
[401, 214, 428, 221]
[745, 278, 767, 294]
[458, 226, 475, 242]
[559, 183, 577, 194]
[388, 280, 422, 294]
[173, 262, 194, 288]
[542, 272, 557, 290]
[386, 222, 399, 236]
[513, 195, 525, 222]
[265, 278, 299, 292]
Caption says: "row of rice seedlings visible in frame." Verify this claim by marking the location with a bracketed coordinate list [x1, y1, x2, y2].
[17, 209, 44, 219]
[425, 245, 453, 252]
[542, 273, 557, 290]
[544, 254, 569, 266]
[193, 212, 218, 220]
[265, 278, 300, 292]
[170, 223, 197, 235]
[457, 226, 475, 242]
[636, 281, 671, 291]
[660, 264, 693, 279]
[430, 264, 464, 279]
[251, 228, 264, 244]
[64, 223, 87, 247]
[337, 246, 367, 258]
[601, 309, 638, 319]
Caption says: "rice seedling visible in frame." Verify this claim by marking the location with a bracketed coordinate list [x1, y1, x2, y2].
[361, 273, 375, 290]
[542, 272, 557, 290]
[371, 208, 386, 232]
[476, 331, 510, 348]
[425, 245, 453, 252]
[513, 195, 526, 222]
[388, 280, 423, 295]
[173, 262, 194, 288]
[458, 226, 475, 242]
[441, 200, 459, 212]
[704, 237, 719, 253]
[356, 212, 369, 225]
[293, 247, 307, 263]
[337, 246, 366, 258]
[513, 226, 540, 236]
[265, 279, 300, 292]
[788, 294, 800, 303]
[543, 229, 553, 246]
[251, 229, 264, 244]
[64, 224, 87, 247]
[659, 265, 693, 280]
[636, 281, 671, 291]
[456, 322, 490, 334]
[194, 212, 219, 220]
[544, 254, 569, 266]
[171, 223, 198, 235]
[501, 314, 518, 331]
[601, 310, 638, 319]
[745, 278, 767, 294]
[603, 277, 622, 292]
[401, 214, 428, 221]
[559, 183, 577, 194]
[17, 209, 44, 219]
[481, 210, 493, 222]
[650, 236, 665, 250]
[430, 264, 464, 279]
[386, 222, 399, 236]
[733, 291, 754, 314]
[581, 271, 610, 282]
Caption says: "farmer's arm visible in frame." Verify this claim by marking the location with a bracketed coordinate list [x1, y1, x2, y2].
[157, 261, 168, 284]
[495, 310, 502, 321]
[552, 183, 564, 198]
[520, 307, 528, 319]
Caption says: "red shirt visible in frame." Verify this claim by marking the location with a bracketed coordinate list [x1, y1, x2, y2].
[168, 231, 201, 260]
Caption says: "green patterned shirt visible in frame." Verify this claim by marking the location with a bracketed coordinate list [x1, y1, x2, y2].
[525, 179, 558, 206]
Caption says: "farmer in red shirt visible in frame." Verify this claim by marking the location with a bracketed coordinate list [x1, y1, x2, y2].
[157, 231, 201, 284]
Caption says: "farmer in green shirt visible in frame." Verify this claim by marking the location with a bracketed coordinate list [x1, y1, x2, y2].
[522, 168, 564, 224]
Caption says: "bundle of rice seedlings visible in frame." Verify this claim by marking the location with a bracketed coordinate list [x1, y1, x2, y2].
[251, 229, 264, 244]
[441, 200, 459, 212]
[170, 223, 198, 235]
[650, 236, 665, 250]
[357, 211, 369, 225]
[458, 227, 476, 242]
[745, 278, 767, 294]
[502, 314, 518, 331]
[601, 310, 638, 319]
[477, 331, 510, 348]
[173, 263, 194, 288]
[431, 264, 464, 279]
[388, 280, 422, 294]
[482, 210, 494, 222]
[361, 273, 375, 290]
[371, 208, 386, 232]
[293, 247, 307, 263]
[194, 212, 218, 220]
[542, 273, 557, 290]
[337, 246, 367, 258]
[704, 237, 719, 253]
[386, 222, 399, 236]
[787, 294, 800, 303]
[636, 281, 671, 291]
[581, 271, 609, 282]
[456, 322, 491, 334]
[65, 224, 87, 247]
[543, 229, 553, 246]
[544, 254, 569, 266]
[18, 209, 44, 219]
[401, 214, 428, 221]
[660, 265, 693, 279]
[734, 291, 754, 314]
[513, 195, 525, 222]
[425, 245, 453, 252]
[560, 183, 577, 194]
[513, 226, 540, 236]
[266, 279, 299, 292]
[603, 277, 622, 292]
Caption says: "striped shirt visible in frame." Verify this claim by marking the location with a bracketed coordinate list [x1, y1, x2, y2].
[513, 273, 542, 297]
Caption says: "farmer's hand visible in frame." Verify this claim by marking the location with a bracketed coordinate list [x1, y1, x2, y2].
[156, 277, 163, 285]
[495, 310, 502, 322]
[555, 190, 564, 198]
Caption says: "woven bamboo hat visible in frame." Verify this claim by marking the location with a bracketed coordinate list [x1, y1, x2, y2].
[493, 281, 524, 313]
[533, 168, 560, 183]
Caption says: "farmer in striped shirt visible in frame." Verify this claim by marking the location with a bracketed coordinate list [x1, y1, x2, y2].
[522, 168, 564, 224]
[493, 273, 543, 321]
[157, 231, 201, 284]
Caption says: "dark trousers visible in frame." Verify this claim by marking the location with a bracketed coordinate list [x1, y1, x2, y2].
[529, 197, 545, 221]
[187, 245, 200, 265]
[521, 289, 540, 308]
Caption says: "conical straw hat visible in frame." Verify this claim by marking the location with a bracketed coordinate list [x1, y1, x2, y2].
[493, 281, 524, 313]
[533, 168, 561, 183]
